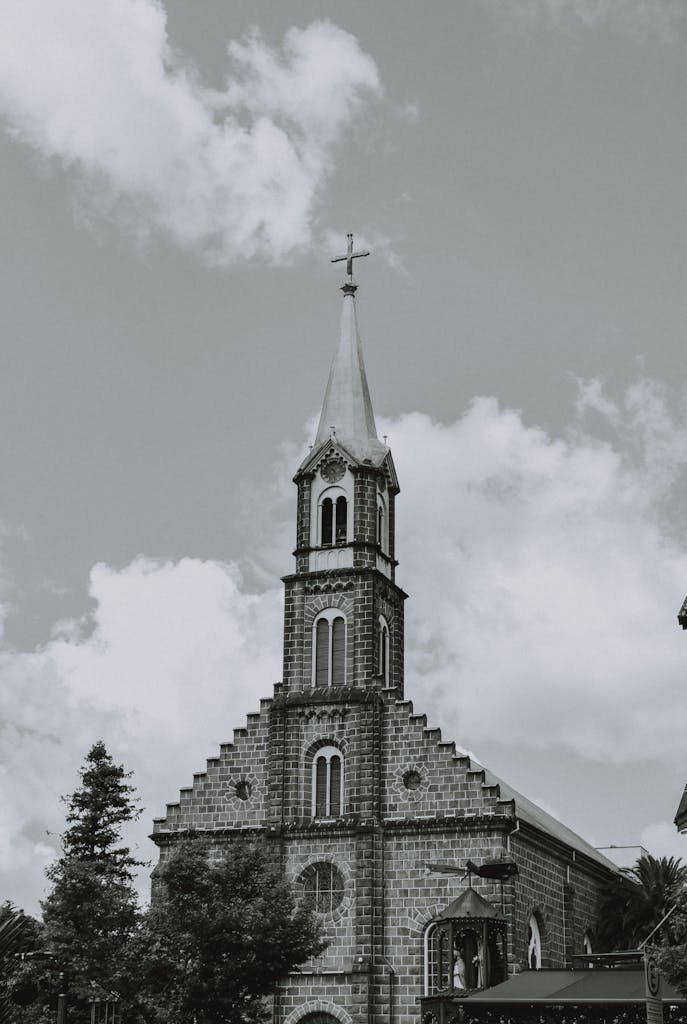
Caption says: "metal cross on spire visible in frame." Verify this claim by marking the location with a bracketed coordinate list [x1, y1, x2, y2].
[331, 232, 370, 293]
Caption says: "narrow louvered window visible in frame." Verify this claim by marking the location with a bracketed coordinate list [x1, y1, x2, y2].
[331, 617, 345, 686]
[315, 756, 327, 817]
[315, 619, 329, 688]
[329, 755, 341, 816]
[380, 624, 388, 681]
[335, 496, 347, 544]
[321, 498, 333, 546]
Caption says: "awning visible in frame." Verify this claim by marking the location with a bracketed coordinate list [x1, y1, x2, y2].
[463, 968, 686, 1005]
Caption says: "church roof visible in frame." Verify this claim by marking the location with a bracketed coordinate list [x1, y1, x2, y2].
[437, 886, 503, 921]
[475, 762, 618, 872]
[313, 286, 387, 464]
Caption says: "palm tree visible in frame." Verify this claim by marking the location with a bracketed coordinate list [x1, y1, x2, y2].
[597, 855, 687, 951]
[0, 903, 31, 1018]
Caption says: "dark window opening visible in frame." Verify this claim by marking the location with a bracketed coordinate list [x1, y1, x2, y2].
[331, 616, 345, 685]
[315, 619, 329, 688]
[335, 496, 347, 544]
[315, 756, 328, 817]
[321, 498, 333, 546]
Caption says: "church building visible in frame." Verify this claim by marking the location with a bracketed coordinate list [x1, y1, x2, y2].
[151, 238, 616, 1024]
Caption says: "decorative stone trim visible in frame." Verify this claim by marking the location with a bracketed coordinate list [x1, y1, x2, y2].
[291, 851, 354, 926]
[221, 771, 264, 808]
[283, 1000, 353, 1024]
[392, 760, 429, 802]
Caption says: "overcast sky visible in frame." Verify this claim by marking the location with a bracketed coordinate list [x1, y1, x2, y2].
[1, 0, 687, 915]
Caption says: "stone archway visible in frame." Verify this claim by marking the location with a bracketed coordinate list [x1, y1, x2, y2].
[283, 1001, 353, 1024]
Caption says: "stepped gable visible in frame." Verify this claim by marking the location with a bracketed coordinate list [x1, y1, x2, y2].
[151, 696, 272, 836]
[385, 695, 617, 873]
[383, 697, 513, 823]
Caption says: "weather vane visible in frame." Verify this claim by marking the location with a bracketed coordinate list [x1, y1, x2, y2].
[331, 232, 370, 293]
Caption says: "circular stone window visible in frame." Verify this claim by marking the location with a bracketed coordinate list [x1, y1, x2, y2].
[234, 779, 251, 801]
[402, 769, 423, 791]
[299, 862, 345, 914]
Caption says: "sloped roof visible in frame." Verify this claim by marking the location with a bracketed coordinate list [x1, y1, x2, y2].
[437, 886, 503, 920]
[464, 967, 686, 1004]
[471, 759, 618, 873]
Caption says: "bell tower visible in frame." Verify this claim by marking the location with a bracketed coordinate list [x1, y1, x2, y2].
[281, 235, 406, 699]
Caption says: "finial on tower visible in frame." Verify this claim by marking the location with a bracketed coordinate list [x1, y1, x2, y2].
[331, 232, 370, 294]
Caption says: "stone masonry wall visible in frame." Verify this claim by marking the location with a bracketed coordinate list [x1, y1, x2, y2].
[152, 697, 272, 835]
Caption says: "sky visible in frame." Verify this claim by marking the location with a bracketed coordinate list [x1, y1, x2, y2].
[1, 0, 687, 915]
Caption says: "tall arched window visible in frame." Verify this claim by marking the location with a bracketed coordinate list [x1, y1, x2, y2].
[583, 932, 593, 955]
[379, 616, 390, 684]
[321, 498, 333, 546]
[377, 496, 386, 552]
[313, 611, 346, 688]
[335, 496, 347, 544]
[312, 746, 344, 818]
[527, 914, 542, 969]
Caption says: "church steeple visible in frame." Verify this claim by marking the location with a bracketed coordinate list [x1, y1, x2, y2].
[281, 235, 406, 698]
[313, 233, 385, 462]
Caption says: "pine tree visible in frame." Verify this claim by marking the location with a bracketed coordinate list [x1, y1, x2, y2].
[40, 741, 144, 1015]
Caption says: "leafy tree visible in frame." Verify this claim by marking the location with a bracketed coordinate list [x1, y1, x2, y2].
[597, 854, 686, 951]
[657, 893, 687, 997]
[139, 837, 326, 1024]
[37, 741, 144, 1017]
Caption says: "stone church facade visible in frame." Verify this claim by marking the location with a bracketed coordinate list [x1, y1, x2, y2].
[152, 251, 615, 1024]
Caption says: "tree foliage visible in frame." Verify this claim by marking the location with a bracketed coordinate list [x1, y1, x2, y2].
[38, 741, 144, 1014]
[0, 902, 46, 1023]
[139, 837, 326, 1024]
[597, 855, 686, 951]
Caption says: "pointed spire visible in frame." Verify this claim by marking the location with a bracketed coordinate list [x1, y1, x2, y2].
[314, 239, 386, 463]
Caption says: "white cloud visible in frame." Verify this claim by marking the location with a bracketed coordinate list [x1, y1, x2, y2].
[0, 557, 282, 913]
[385, 380, 687, 764]
[0, 3, 381, 264]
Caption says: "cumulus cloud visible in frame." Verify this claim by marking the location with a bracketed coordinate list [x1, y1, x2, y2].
[0, 2, 381, 263]
[389, 379, 687, 763]
[3, 377, 687, 913]
[0, 557, 282, 913]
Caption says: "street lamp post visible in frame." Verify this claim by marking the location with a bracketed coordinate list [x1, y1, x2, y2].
[56, 972, 66, 1024]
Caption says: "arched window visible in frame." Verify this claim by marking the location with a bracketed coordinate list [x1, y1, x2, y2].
[527, 914, 542, 969]
[335, 496, 347, 544]
[583, 932, 593, 955]
[312, 745, 344, 818]
[321, 498, 333, 546]
[313, 611, 346, 688]
[379, 616, 390, 684]
[319, 493, 347, 547]
[377, 496, 386, 551]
